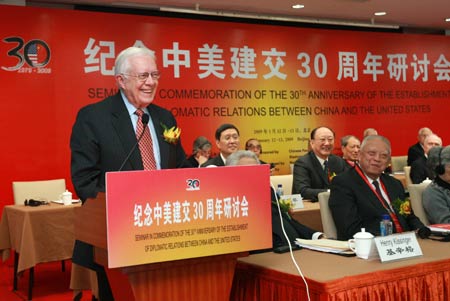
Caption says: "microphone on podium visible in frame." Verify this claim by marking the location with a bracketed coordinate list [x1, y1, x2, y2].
[118, 113, 150, 171]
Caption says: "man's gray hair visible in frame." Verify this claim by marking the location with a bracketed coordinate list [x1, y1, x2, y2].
[424, 133, 442, 145]
[360, 135, 391, 156]
[114, 46, 156, 76]
[341, 135, 359, 147]
[226, 150, 260, 166]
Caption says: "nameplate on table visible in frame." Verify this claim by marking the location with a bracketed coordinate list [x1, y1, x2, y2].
[280, 194, 303, 209]
[374, 232, 422, 263]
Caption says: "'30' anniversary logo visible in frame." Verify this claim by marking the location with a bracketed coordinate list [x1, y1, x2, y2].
[1, 37, 51, 71]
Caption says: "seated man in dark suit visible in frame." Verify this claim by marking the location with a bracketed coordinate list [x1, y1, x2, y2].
[410, 134, 442, 184]
[292, 126, 346, 202]
[201, 123, 239, 167]
[407, 127, 432, 166]
[226, 150, 323, 250]
[329, 135, 426, 241]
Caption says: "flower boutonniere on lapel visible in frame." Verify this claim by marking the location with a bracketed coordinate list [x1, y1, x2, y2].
[328, 171, 337, 182]
[392, 197, 412, 217]
[161, 122, 181, 145]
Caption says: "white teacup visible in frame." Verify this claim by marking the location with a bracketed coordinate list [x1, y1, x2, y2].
[60, 190, 72, 205]
[348, 228, 374, 259]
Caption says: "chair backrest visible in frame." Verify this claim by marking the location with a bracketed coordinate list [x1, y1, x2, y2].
[390, 155, 408, 173]
[404, 166, 412, 187]
[408, 182, 431, 225]
[270, 174, 293, 195]
[317, 191, 337, 239]
[12, 179, 66, 205]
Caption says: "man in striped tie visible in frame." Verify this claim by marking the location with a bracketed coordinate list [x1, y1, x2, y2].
[329, 135, 426, 241]
[70, 46, 186, 301]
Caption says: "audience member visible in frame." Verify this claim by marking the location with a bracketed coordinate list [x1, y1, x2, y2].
[70, 46, 186, 301]
[329, 135, 425, 240]
[407, 127, 433, 166]
[226, 150, 323, 250]
[363, 128, 378, 137]
[341, 135, 361, 168]
[410, 134, 442, 184]
[201, 123, 239, 167]
[245, 138, 275, 169]
[292, 126, 346, 202]
[422, 146, 450, 224]
[185, 136, 212, 167]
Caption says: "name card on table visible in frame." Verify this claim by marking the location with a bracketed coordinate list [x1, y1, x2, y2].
[105, 165, 272, 269]
[374, 232, 423, 263]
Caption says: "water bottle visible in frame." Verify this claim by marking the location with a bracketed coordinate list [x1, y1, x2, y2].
[276, 184, 284, 197]
[380, 214, 393, 236]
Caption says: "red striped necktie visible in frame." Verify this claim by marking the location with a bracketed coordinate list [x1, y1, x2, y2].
[135, 109, 156, 170]
[373, 180, 403, 233]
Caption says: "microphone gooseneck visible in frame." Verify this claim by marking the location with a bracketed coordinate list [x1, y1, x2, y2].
[118, 114, 150, 171]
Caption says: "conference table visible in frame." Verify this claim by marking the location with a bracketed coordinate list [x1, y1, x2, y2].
[230, 238, 450, 301]
[0, 202, 95, 299]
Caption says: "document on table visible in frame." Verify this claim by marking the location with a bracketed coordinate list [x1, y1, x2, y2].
[428, 224, 450, 234]
[296, 238, 355, 255]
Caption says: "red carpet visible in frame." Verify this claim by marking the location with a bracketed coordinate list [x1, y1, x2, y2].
[0, 256, 93, 301]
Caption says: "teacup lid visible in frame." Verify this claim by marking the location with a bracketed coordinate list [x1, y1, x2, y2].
[353, 228, 374, 239]
[62, 189, 71, 196]
[422, 178, 432, 184]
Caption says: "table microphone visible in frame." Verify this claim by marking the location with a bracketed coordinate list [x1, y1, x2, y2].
[118, 113, 150, 171]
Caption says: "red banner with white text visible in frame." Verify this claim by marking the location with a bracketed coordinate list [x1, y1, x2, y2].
[0, 5, 449, 207]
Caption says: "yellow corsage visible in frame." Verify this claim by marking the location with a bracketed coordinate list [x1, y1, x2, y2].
[392, 198, 412, 217]
[161, 123, 181, 145]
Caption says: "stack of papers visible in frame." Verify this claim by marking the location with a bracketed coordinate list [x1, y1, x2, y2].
[428, 224, 450, 234]
[296, 238, 355, 255]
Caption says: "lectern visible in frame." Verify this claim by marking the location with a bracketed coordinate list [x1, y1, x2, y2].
[75, 192, 247, 301]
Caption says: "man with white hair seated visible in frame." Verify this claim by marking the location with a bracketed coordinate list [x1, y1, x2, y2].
[407, 127, 433, 166]
[410, 133, 442, 184]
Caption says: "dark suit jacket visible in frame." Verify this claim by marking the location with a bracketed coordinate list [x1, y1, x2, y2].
[329, 167, 425, 240]
[70, 92, 186, 202]
[407, 142, 425, 166]
[201, 155, 225, 167]
[410, 156, 434, 184]
[292, 151, 346, 201]
[70, 92, 186, 277]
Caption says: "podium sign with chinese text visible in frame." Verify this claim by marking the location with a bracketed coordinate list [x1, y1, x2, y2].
[105, 165, 271, 268]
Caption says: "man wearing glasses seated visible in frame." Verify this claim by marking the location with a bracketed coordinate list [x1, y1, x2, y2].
[292, 126, 346, 202]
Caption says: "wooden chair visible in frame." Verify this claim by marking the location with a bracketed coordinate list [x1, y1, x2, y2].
[404, 166, 413, 187]
[318, 191, 337, 239]
[408, 182, 431, 225]
[391, 155, 408, 173]
[12, 178, 67, 300]
[270, 174, 293, 195]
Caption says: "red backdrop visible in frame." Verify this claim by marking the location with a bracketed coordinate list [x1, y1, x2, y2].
[1, 5, 449, 209]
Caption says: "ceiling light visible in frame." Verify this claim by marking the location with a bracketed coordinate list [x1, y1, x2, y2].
[374, 12, 387, 16]
[292, 4, 305, 9]
[445, 18, 450, 22]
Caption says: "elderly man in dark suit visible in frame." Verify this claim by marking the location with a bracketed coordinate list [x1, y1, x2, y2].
[407, 127, 432, 166]
[329, 135, 425, 241]
[410, 134, 442, 184]
[292, 126, 346, 202]
[70, 46, 186, 300]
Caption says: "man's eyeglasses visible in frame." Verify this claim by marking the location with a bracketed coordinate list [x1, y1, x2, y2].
[122, 71, 161, 81]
